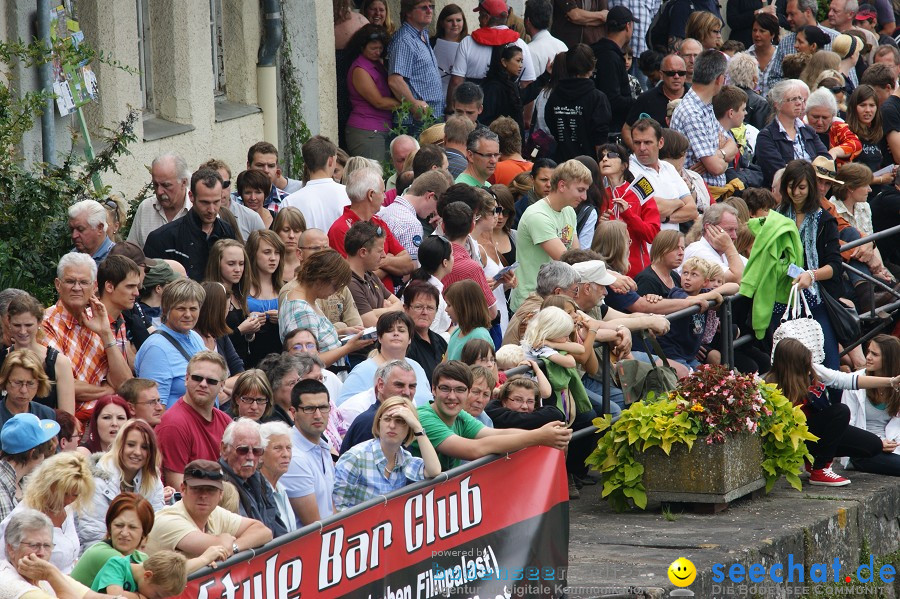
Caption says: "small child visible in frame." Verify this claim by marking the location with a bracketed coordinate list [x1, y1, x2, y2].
[700, 262, 725, 365]
[521, 306, 584, 369]
[656, 257, 738, 377]
[460, 338, 507, 385]
[92, 550, 188, 599]
[496, 344, 525, 371]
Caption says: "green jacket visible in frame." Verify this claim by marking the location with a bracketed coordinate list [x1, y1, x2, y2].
[739, 211, 804, 338]
[541, 356, 592, 425]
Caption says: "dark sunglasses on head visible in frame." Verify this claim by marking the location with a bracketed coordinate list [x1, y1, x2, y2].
[189, 374, 222, 386]
[662, 70, 687, 77]
[103, 199, 121, 223]
[602, 151, 621, 160]
[222, 179, 231, 188]
[233, 445, 265, 456]
[184, 467, 224, 480]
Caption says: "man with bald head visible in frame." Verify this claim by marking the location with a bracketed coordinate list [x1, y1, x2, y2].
[622, 54, 690, 148]
[128, 153, 192, 247]
[677, 38, 703, 83]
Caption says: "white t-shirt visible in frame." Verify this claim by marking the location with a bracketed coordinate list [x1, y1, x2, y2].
[527, 30, 567, 76]
[282, 178, 351, 232]
[680, 236, 747, 275]
[628, 156, 691, 232]
[450, 27, 537, 82]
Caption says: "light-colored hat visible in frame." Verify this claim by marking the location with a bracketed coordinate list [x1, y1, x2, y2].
[419, 123, 446, 146]
[572, 260, 617, 286]
[812, 156, 844, 185]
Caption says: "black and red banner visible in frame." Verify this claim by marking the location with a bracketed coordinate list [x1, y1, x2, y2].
[178, 446, 569, 599]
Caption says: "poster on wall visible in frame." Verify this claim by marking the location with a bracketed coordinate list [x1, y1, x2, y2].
[50, 4, 99, 116]
[179, 446, 570, 599]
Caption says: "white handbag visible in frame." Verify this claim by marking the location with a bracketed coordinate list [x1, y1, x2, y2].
[772, 283, 825, 364]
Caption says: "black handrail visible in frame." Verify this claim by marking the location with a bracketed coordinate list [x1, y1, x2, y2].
[833, 223, 900, 252]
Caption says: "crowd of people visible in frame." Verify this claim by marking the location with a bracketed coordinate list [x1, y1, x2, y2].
[9, 0, 900, 592]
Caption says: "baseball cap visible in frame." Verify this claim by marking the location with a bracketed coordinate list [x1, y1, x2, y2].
[108, 241, 158, 268]
[1, 413, 60, 455]
[607, 5, 638, 28]
[474, 0, 508, 17]
[812, 156, 844, 185]
[142, 261, 180, 289]
[854, 4, 877, 20]
[183, 459, 225, 490]
[572, 260, 618, 286]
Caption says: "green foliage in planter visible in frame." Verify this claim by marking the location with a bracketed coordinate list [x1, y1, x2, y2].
[0, 39, 137, 304]
[586, 368, 817, 512]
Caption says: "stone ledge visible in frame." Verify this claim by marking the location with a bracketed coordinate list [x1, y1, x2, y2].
[567, 467, 900, 598]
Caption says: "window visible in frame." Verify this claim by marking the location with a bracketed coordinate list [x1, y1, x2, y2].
[136, 0, 153, 111]
[210, 0, 226, 96]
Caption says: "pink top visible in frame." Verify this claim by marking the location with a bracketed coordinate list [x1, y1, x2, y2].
[347, 55, 393, 131]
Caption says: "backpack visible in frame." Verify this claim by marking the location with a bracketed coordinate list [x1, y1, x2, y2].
[646, 0, 698, 52]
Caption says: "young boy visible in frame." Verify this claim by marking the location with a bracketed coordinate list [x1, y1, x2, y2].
[656, 257, 739, 377]
[699, 262, 726, 366]
[91, 550, 188, 599]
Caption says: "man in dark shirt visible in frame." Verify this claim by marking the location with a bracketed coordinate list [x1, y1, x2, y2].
[590, 6, 636, 134]
[622, 54, 690, 148]
[551, 0, 608, 48]
[345, 221, 403, 328]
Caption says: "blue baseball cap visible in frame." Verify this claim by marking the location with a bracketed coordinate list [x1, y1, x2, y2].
[1, 413, 60, 454]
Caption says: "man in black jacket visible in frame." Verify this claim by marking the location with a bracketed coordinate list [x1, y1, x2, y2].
[590, 5, 636, 134]
[144, 168, 235, 281]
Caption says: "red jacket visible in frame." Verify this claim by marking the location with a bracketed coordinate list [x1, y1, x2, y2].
[604, 180, 661, 277]
[828, 120, 862, 166]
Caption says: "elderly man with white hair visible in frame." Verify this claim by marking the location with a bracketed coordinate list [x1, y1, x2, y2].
[755, 79, 830, 187]
[0, 509, 107, 599]
[42, 254, 132, 423]
[326, 167, 415, 292]
[128, 153, 192, 248]
[218, 418, 287, 537]
[804, 87, 863, 163]
[68, 200, 113, 264]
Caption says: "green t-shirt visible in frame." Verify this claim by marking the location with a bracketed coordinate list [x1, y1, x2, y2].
[454, 172, 488, 187]
[70, 541, 147, 588]
[510, 199, 577, 311]
[446, 327, 493, 361]
[91, 556, 138, 593]
[411, 404, 485, 471]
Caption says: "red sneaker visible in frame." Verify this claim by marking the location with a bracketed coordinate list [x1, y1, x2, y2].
[808, 466, 850, 486]
[805, 460, 832, 475]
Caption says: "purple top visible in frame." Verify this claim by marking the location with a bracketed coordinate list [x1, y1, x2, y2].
[347, 55, 393, 131]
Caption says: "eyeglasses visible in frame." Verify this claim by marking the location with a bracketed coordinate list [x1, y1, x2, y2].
[437, 384, 469, 395]
[409, 303, 437, 312]
[825, 85, 844, 94]
[298, 404, 331, 414]
[7, 379, 37, 389]
[601, 151, 621, 160]
[189, 374, 222, 386]
[785, 95, 806, 104]
[507, 397, 536, 407]
[662, 70, 687, 77]
[19, 542, 54, 552]
[61, 278, 91, 288]
[292, 342, 318, 351]
[238, 396, 269, 405]
[184, 467, 224, 480]
[471, 150, 501, 160]
[232, 445, 265, 456]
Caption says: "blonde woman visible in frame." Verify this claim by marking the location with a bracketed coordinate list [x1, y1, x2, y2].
[0, 452, 94, 573]
[686, 12, 724, 49]
[591, 220, 631, 275]
[332, 396, 440, 512]
[0, 349, 57, 426]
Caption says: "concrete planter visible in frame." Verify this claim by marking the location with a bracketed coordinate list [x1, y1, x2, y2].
[636, 432, 766, 506]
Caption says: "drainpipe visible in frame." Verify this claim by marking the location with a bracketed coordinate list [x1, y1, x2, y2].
[257, 0, 283, 144]
[37, 0, 56, 165]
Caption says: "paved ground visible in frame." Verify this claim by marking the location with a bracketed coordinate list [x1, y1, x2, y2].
[567, 465, 900, 598]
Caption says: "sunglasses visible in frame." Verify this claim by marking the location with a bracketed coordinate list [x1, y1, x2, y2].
[662, 70, 687, 77]
[601, 151, 621, 160]
[189, 374, 222, 386]
[232, 445, 265, 456]
[184, 467, 224, 480]
[222, 179, 231, 188]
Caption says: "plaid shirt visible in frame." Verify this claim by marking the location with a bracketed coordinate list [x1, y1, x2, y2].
[388, 22, 445, 120]
[747, 44, 780, 98]
[670, 88, 726, 186]
[771, 25, 839, 82]
[332, 438, 425, 512]
[279, 298, 342, 352]
[0, 461, 17, 521]
[609, 0, 660, 56]
[378, 196, 424, 262]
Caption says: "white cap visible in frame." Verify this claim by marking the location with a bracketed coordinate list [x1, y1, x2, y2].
[571, 260, 617, 286]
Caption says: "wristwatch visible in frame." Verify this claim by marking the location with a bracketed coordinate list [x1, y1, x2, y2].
[233, 542, 240, 555]
[414, 430, 425, 437]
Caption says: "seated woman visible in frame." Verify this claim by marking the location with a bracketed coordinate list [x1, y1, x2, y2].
[767, 338, 900, 486]
[0, 350, 56, 427]
[332, 396, 440, 512]
[77, 419, 166, 549]
[70, 493, 153, 586]
[445, 280, 494, 361]
[195, 282, 245, 383]
[258, 422, 297, 535]
[225, 370, 273, 422]
[0, 452, 94, 574]
[804, 87, 861, 166]
[337, 312, 432, 406]
[235, 169, 275, 229]
[76, 395, 131, 457]
[842, 335, 900, 476]
[401, 281, 447, 383]
[463, 366, 496, 427]
[635, 230, 685, 297]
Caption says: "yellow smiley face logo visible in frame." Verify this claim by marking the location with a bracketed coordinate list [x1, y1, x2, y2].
[668, 557, 697, 587]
